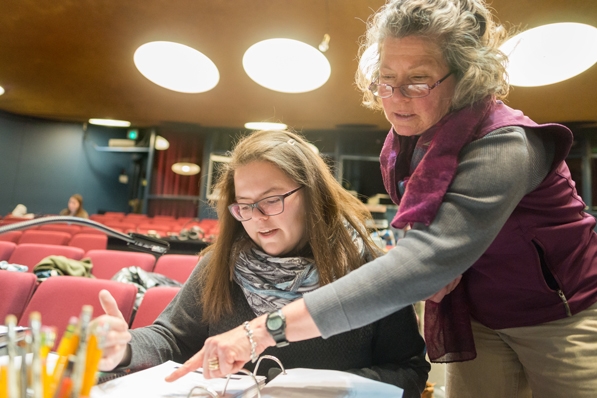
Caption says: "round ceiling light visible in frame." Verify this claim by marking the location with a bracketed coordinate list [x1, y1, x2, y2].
[134, 41, 220, 93]
[172, 162, 200, 176]
[155, 136, 170, 150]
[500, 23, 597, 87]
[244, 122, 288, 131]
[0, 86, 5, 96]
[88, 118, 131, 127]
[243, 38, 331, 93]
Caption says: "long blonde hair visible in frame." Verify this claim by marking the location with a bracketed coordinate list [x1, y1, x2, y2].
[356, 0, 509, 112]
[198, 130, 379, 322]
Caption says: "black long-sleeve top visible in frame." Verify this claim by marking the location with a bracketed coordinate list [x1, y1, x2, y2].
[124, 256, 430, 397]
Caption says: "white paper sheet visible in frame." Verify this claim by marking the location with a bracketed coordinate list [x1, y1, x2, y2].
[91, 361, 263, 398]
[259, 368, 404, 398]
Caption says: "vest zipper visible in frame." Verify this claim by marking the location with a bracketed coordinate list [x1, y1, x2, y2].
[557, 290, 572, 317]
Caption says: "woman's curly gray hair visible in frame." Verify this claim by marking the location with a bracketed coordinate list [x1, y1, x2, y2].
[356, 0, 509, 111]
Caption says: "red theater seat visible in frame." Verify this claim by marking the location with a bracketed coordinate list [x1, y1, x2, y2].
[39, 224, 82, 235]
[131, 286, 180, 328]
[18, 230, 71, 245]
[0, 270, 37, 322]
[85, 249, 156, 279]
[153, 254, 199, 284]
[0, 231, 23, 243]
[8, 244, 85, 270]
[0, 241, 17, 261]
[19, 276, 137, 349]
[69, 233, 108, 252]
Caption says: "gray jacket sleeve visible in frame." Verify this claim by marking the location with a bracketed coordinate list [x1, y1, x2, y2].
[124, 256, 210, 371]
[304, 127, 555, 338]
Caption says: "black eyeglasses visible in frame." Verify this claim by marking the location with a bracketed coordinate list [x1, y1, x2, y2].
[368, 72, 452, 99]
[228, 186, 303, 222]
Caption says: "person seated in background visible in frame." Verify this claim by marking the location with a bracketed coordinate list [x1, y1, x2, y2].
[59, 194, 89, 218]
[92, 130, 430, 397]
[10, 203, 35, 219]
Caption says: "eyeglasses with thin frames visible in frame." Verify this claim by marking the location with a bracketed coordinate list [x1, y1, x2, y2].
[228, 186, 303, 222]
[368, 72, 452, 99]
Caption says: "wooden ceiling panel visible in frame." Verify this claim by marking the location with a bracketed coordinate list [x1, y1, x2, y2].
[0, 0, 595, 130]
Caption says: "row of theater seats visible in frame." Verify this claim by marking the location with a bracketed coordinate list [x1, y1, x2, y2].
[0, 271, 182, 349]
[90, 213, 219, 236]
[0, 214, 220, 240]
[0, 229, 108, 252]
[0, 243, 198, 282]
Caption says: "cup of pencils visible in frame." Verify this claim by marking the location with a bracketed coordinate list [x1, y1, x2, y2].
[0, 305, 107, 398]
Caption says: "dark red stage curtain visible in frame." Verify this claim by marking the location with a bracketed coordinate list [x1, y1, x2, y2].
[149, 131, 203, 218]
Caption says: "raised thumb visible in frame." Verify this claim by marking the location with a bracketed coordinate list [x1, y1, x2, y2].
[99, 289, 126, 321]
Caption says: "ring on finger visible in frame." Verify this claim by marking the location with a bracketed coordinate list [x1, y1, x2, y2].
[207, 357, 219, 371]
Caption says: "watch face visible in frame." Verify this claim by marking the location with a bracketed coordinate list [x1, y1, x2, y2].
[267, 316, 283, 330]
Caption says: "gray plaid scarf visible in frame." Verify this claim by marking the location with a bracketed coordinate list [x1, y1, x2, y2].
[233, 247, 320, 316]
[234, 223, 365, 316]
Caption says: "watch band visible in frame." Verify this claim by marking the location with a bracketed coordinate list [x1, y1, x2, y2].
[266, 310, 289, 348]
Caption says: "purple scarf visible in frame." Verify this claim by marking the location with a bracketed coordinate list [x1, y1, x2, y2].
[380, 97, 495, 229]
[380, 97, 537, 363]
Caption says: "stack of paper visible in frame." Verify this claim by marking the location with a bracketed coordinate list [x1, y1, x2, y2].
[260, 368, 404, 398]
[91, 361, 264, 398]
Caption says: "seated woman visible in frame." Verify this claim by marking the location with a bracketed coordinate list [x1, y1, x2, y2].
[59, 194, 89, 218]
[94, 130, 430, 396]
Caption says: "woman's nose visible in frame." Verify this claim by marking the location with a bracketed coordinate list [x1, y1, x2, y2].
[390, 87, 411, 102]
[253, 206, 269, 220]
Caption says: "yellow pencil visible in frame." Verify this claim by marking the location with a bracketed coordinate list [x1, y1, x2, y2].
[41, 327, 56, 398]
[48, 317, 79, 398]
[70, 305, 93, 398]
[0, 365, 7, 398]
[79, 331, 102, 397]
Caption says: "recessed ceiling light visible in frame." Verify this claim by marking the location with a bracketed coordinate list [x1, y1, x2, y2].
[155, 136, 170, 150]
[134, 41, 220, 93]
[500, 23, 597, 87]
[88, 118, 131, 127]
[243, 38, 331, 93]
[244, 122, 288, 130]
[0, 86, 5, 96]
[172, 162, 200, 175]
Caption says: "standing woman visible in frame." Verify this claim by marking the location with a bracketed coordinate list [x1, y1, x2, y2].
[95, 130, 430, 397]
[59, 194, 89, 218]
[170, 1, 597, 397]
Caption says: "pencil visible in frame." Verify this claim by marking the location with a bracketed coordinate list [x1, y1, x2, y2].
[5, 315, 19, 398]
[0, 365, 7, 398]
[69, 305, 93, 398]
[41, 327, 57, 398]
[30, 312, 44, 398]
[54, 356, 76, 398]
[79, 331, 101, 397]
[49, 317, 79, 398]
